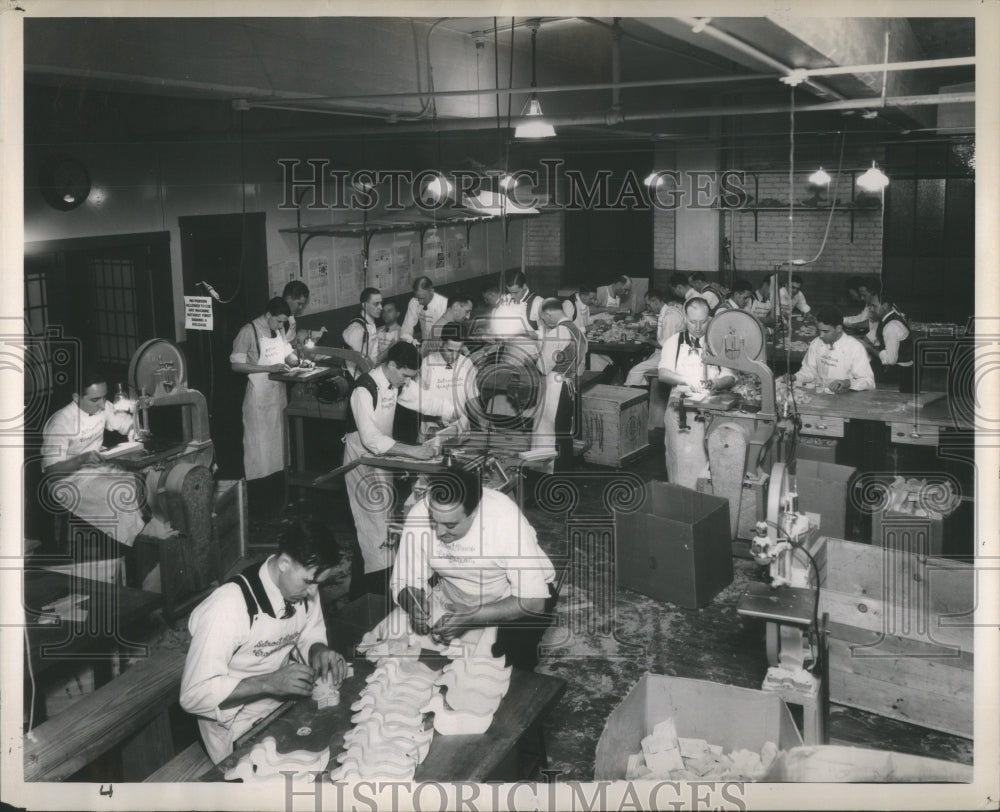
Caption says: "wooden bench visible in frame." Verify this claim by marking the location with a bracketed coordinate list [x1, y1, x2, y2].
[144, 741, 213, 782]
[23, 648, 188, 781]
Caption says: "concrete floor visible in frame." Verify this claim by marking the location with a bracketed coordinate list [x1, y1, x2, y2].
[102, 442, 972, 782]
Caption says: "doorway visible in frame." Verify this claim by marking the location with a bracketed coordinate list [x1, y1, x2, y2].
[179, 212, 268, 479]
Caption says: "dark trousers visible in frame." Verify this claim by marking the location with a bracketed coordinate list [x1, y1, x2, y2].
[554, 382, 577, 472]
[873, 358, 916, 393]
[491, 583, 559, 671]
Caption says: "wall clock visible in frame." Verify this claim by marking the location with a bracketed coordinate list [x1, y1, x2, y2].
[39, 155, 92, 211]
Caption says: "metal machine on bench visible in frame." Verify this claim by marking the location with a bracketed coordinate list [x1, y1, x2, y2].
[118, 339, 216, 620]
[693, 311, 828, 743]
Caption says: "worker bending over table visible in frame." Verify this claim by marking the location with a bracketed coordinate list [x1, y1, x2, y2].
[746, 274, 776, 323]
[281, 280, 327, 346]
[687, 272, 727, 312]
[342, 287, 382, 378]
[400, 276, 448, 345]
[778, 273, 811, 316]
[343, 341, 456, 598]
[231, 297, 311, 515]
[392, 468, 557, 671]
[624, 288, 684, 386]
[593, 275, 632, 316]
[41, 367, 148, 551]
[181, 519, 348, 764]
[862, 281, 914, 393]
[789, 304, 875, 393]
[718, 280, 754, 313]
[657, 298, 736, 488]
[416, 321, 479, 440]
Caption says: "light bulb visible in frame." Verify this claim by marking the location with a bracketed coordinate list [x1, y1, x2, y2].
[808, 167, 832, 186]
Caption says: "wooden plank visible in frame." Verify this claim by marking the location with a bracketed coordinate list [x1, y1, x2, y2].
[828, 667, 973, 739]
[121, 710, 174, 781]
[145, 741, 213, 783]
[23, 649, 187, 781]
[820, 590, 973, 653]
[826, 621, 974, 669]
[828, 637, 973, 699]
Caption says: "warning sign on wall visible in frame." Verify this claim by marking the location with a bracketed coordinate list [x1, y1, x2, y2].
[184, 296, 214, 330]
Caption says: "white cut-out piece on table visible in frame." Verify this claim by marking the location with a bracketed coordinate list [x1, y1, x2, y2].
[223, 739, 329, 783]
[337, 740, 423, 769]
[342, 726, 432, 763]
[335, 755, 415, 780]
[296, 726, 312, 737]
[364, 673, 435, 702]
[328, 764, 363, 783]
[440, 658, 512, 687]
[366, 658, 438, 687]
[438, 684, 505, 715]
[312, 673, 341, 708]
[350, 706, 425, 729]
[421, 693, 494, 736]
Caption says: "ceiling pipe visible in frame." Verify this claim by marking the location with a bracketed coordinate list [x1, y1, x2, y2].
[674, 17, 848, 102]
[610, 19, 622, 121]
[224, 90, 975, 140]
[241, 72, 774, 110]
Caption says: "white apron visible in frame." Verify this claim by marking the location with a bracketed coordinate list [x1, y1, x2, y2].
[343, 431, 394, 573]
[197, 611, 305, 763]
[46, 408, 145, 547]
[242, 328, 289, 480]
[664, 341, 710, 489]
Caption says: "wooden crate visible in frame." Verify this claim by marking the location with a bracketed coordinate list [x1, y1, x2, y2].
[798, 536, 973, 738]
[213, 479, 247, 578]
[581, 385, 650, 467]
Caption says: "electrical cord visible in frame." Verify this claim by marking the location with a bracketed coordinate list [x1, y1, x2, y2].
[759, 517, 822, 663]
[792, 130, 847, 267]
[24, 625, 36, 737]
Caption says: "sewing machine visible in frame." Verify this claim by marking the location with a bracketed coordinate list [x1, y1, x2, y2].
[115, 339, 217, 620]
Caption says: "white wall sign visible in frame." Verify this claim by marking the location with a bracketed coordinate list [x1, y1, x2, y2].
[184, 295, 214, 330]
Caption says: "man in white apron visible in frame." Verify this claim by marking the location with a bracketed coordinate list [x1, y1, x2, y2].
[41, 372, 147, 549]
[342, 342, 456, 598]
[181, 519, 348, 763]
[342, 287, 382, 378]
[657, 298, 736, 488]
[399, 276, 448, 345]
[594, 275, 632, 316]
[230, 297, 300, 514]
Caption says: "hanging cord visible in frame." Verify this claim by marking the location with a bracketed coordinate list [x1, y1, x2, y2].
[793, 131, 847, 266]
[785, 86, 795, 384]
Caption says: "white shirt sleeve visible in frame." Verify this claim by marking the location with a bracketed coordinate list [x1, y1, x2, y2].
[102, 401, 135, 437]
[848, 343, 876, 390]
[390, 502, 433, 601]
[230, 322, 257, 365]
[351, 385, 396, 455]
[41, 408, 72, 471]
[180, 586, 251, 727]
[342, 320, 364, 353]
[795, 340, 820, 385]
[499, 506, 554, 601]
[843, 305, 871, 326]
[397, 378, 456, 421]
[399, 299, 420, 342]
[879, 321, 907, 366]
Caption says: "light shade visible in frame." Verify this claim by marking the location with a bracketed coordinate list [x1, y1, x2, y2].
[644, 171, 664, 188]
[514, 98, 556, 139]
[857, 162, 890, 192]
[420, 174, 455, 205]
[808, 167, 832, 186]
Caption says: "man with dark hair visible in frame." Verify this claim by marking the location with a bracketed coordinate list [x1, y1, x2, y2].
[181, 519, 347, 764]
[791, 304, 874, 393]
[400, 276, 448, 344]
[342, 287, 383, 377]
[343, 341, 456, 596]
[778, 273, 811, 315]
[480, 283, 501, 312]
[375, 300, 402, 359]
[719, 280, 753, 312]
[499, 269, 543, 334]
[417, 321, 479, 439]
[231, 297, 307, 510]
[747, 273, 775, 321]
[687, 272, 727, 312]
[41, 367, 148, 548]
[657, 297, 736, 487]
[391, 468, 556, 670]
[572, 284, 598, 332]
[281, 280, 326, 345]
[425, 293, 474, 355]
[842, 277, 874, 330]
[862, 287, 914, 392]
[624, 288, 684, 386]
[668, 272, 694, 302]
[593, 274, 632, 316]
[534, 298, 587, 469]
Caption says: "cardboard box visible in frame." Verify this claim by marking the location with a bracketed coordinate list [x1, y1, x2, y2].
[615, 482, 732, 608]
[794, 459, 855, 540]
[696, 473, 766, 540]
[595, 674, 802, 780]
[582, 385, 650, 467]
